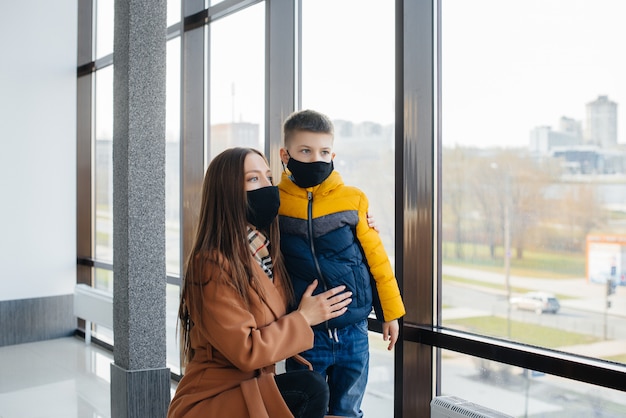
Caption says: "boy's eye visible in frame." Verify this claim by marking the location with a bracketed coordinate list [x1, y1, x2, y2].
[301, 149, 310, 154]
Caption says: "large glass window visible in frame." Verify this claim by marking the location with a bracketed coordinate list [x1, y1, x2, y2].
[166, 38, 182, 276]
[167, 0, 181, 27]
[95, 0, 113, 59]
[209, 3, 265, 158]
[302, 0, 395, 258]
[440, 350, 626, 416]
[302, 0, 396, 414]
[94, 66, 114, 271]
[77, 1, 626, 414]
[441, 0, 626, 409]
[92, 0, 115, 344]
[166, 36, 182, 372]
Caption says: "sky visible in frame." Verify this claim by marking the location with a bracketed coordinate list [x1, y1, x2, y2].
[208, 0, 396, 127]
[441, 0, 626, 148]
[96, 0, 626, 149]
[300, 0, 395, 125]
[300, 0, 626, 148]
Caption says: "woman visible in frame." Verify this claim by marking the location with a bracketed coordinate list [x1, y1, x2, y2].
[167, 147, 352, 418]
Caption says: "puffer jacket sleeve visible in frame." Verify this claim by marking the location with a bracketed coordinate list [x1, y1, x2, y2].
[354, 192, 406, 322]
[199, 266, 314, 372]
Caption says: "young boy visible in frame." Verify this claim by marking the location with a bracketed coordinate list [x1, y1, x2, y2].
[278, 109, 406, 417]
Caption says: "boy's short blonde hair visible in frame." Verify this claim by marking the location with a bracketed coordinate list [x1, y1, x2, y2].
[283, 109, 334, 146]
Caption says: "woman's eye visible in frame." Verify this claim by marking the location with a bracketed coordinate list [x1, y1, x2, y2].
[268, 176, 274, 185]
[249, 176, 258, 182]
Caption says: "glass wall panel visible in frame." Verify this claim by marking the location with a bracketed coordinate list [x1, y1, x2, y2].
[95, 0, 114, 59]
[441, 0, 626, 365]
[440, 349, 626, 417]
[166, 36, 182, 374]
[302, 0, 395, 257]
[167, 0, 181, 27]
[93, 268, 114, 344]
[94, 66, 114, 269]
[209, 3, 265, 159]
[166, 38, 181, 276]
[167, 282, 181, 373]
[301, 1, 395, 416]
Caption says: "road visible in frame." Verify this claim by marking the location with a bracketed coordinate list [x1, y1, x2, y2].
[443, 283, 626, 341]
[442, 265, 626, 318]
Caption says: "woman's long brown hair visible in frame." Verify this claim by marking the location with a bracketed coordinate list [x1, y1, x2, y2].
[178, 147, 292, 368]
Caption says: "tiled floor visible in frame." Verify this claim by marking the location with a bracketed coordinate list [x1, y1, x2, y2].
[0, 336, 394, 418]
[0, 337, 114, 418]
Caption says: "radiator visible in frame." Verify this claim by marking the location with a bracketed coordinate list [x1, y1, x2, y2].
[431, 396, 513, 418]
[73, 284, 113, 343]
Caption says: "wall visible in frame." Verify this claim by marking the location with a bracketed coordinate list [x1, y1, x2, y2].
[0, 0, 77, 344]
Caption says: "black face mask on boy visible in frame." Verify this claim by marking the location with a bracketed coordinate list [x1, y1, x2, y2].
[286, 153, 334, 188]
[246, 186, 280, 229]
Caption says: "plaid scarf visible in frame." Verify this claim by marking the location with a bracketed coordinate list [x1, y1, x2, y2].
[247, 227, 273, 281]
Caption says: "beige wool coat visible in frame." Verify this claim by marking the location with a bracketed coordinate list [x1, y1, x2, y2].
[167, 255, 314, 418]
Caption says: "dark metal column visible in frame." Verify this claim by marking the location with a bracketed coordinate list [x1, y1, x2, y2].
[180, 0, 207, 281]
[111, 0, 170, 416]
[395, 0, 437, 417]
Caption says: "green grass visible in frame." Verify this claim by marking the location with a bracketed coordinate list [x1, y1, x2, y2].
[442, 241, 585, 278]
[443, 274, 526, 292]
[443, 315, 599, 348]
[442, 274, 574, 300]
[603, 354, 626, 363]
[96, 231, 110, 246]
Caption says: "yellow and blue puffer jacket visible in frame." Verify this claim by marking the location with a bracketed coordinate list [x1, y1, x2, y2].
[278, 170, 406, 330]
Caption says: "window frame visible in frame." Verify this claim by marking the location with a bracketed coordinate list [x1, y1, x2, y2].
[76, 1, 626, 417]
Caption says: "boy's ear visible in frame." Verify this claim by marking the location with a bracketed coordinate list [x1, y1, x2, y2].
[279, 148, 290, 164]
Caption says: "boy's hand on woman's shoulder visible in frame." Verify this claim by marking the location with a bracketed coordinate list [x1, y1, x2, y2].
[366, 212, 380, 233]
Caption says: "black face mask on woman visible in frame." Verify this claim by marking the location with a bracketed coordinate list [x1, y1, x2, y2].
[286, 155, 334, 188]
[246, 186, 280, 229]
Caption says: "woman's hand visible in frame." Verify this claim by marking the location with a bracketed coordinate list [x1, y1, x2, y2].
[297, 280, 352, 326]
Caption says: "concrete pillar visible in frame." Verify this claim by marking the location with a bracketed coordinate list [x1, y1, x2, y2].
[111, 0, 170, 417]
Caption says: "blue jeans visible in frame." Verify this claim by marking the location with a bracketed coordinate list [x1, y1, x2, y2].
[286, 319, 369, 417]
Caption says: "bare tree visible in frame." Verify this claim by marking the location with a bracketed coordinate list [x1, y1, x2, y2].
[442, 147, 472, 259]
[468, 157, 500, 258]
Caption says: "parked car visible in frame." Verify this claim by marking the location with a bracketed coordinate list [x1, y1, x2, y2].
[509, 291, 560, 314]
